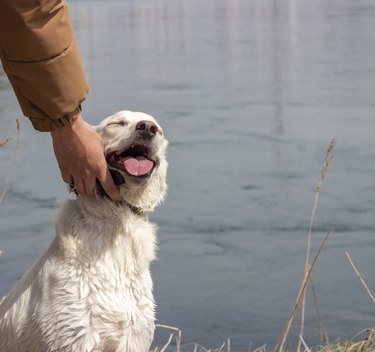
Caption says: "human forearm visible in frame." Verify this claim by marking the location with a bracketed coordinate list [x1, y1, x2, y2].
[0, 0, 88, 131]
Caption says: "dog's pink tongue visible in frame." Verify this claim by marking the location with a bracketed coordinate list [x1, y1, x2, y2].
[123, 156, 154, 176]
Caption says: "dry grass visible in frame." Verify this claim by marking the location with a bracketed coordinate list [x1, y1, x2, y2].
[275, 139, 335, 352]
[150, 326, 374, 352]
[0, 137, 13, 148]
[297, 139, 335, 352]
[325, 331, 375, 352]
[345, 252, 375, 304]
[0, 119, 20, 257]
[151, 139, 374, 352]
[0, 119, 20, 205]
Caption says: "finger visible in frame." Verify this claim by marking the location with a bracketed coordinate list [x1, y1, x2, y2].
[98, 168, 123, 202]
[61, 173, 75, 192]
[84, 176, 96, 198]
[61, 171, 73, 185]
[74, 178, 86, 196]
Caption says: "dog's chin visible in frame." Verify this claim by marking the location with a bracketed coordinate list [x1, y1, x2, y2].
[95, 166, 155, 200]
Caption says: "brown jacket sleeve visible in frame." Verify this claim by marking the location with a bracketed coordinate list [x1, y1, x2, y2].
[0, 0, 89, 132]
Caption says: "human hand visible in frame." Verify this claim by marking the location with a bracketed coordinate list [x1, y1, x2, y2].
[51, 114, 122, 202]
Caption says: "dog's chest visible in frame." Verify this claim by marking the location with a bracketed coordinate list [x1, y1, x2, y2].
[50, 216, 157, 350]
[73, 263, 155, 350]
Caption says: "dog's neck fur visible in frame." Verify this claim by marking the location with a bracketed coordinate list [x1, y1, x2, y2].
[76, 201, 143, 228]
[76, 195, 148, 221]
[55, 195, 156, 275]
[71, 181, 161, 219]
[56, 157, 167, 272]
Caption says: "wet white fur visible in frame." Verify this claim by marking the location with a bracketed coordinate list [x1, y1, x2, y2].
[0, 111, 168, 352]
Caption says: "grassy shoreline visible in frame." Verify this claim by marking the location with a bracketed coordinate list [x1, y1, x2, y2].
[151, 326, 374, 352]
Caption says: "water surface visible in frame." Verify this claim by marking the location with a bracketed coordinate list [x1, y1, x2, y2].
[1, 0, 374, 349]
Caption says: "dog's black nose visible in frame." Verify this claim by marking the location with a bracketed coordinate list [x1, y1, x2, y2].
[135, 120, 158, 138]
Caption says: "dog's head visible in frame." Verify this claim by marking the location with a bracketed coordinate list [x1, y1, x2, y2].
[96, 111, 168, 212]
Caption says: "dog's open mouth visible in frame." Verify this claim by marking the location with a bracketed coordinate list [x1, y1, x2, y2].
[106, 144, 155, 177]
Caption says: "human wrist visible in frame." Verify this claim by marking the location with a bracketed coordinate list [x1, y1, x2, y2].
[50, 114, 84, 138]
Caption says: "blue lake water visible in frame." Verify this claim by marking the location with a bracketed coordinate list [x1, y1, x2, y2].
[0, 0, 374, 349]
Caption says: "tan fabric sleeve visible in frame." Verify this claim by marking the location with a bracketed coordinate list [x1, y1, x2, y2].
[0, 0, 89, 132]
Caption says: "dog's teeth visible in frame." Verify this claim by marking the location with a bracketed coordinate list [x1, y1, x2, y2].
[115, 151, 121, 156]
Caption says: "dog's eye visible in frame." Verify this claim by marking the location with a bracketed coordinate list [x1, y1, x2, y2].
[108, 121, 128, 127]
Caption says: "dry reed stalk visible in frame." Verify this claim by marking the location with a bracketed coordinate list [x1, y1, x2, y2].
[176, 329, 182, 352]
[298, 139, 335, 352]
[311, 283, 329, 345]
[217, 341, 226, 352]
[273, 225, 334, 352]
[345, 252, 375, 304]
[274, 139, 336, 352]
[252, 345, 267, 352]
[0, 119, 20, 205]
[299, 335, 312, 352]
[0, 136, 13, 147]
[191, 342, 209, 352]
[152, 327, 236, 352]
[153, 324, 182, 352]
[159, 334, 174, 352]
[155, 325, 177, 350]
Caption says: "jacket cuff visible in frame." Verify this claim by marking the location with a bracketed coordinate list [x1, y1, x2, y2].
[29, 105, 81, 132]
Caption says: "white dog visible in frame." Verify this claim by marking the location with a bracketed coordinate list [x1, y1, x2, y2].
[0, 111, 168, 352]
